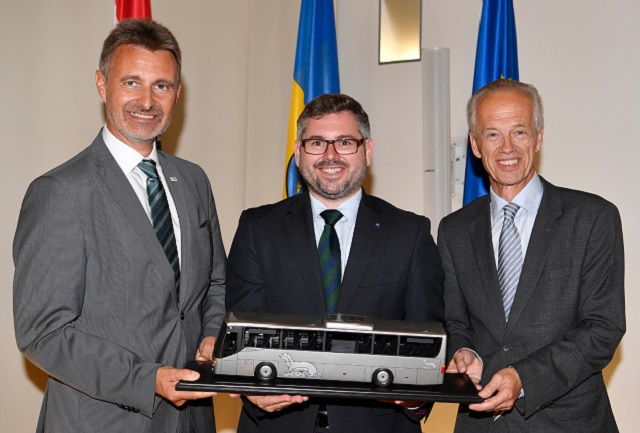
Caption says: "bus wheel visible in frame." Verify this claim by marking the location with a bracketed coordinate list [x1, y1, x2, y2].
[372, 368, 394, 387]
[255, 362, 277, 382]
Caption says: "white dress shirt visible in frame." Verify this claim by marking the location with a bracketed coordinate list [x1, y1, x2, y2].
[102, 126, 182, 265]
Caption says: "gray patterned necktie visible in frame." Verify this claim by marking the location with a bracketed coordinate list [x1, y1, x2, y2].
[498, 203, 522, 321]
[138, 159, 180, 301]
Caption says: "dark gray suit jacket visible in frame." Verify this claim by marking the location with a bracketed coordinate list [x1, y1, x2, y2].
[13, 132, 226, 433]
[226, 191, 444, 433]
[438, 177, 625, 433]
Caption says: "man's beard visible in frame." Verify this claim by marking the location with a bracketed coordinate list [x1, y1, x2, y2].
[299, 159, 366, 202]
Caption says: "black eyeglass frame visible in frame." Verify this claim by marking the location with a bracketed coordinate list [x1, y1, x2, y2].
[299, 138, 367, 155]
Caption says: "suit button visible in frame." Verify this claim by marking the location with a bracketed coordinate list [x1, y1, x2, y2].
[502, 345, 511, 352]
[180, 311, 185, 320]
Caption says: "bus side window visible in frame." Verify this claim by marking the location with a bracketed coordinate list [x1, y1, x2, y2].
[283, 330, 323, 351]
[326, 332, 369, 353]
[244, 328, 279, 349]
[357, 334, 373, 354]
[221, 330, 238, 357]
[399, 336, 440, 357]
[373, 335, 398, 355]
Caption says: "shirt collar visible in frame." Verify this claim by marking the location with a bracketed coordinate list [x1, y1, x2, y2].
[310, 189, 363, 224]
[102, 125, 159, 174]
[490, 172, 544, 224]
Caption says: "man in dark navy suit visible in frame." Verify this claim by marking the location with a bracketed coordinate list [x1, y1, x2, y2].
[226, 94, 445, 433]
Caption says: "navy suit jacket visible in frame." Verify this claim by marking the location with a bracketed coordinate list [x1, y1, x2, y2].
[226, 191, 444, 433]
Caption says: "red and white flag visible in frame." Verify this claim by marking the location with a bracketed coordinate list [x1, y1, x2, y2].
[115, 0, 152, 22]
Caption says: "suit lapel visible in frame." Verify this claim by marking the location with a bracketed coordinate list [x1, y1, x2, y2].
[338, 194, 385, 312]
[283, 194, 326, 314]
[506, 179, 562, 331]
[92, 138, 177, 303]
[470, 197, 508, 335]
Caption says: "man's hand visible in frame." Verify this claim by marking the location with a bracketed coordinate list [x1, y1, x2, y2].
[446, 348, 483, 389]
[155, 366, 216, 407]
[195, 336, 216, 361]
[229, 393, 308, 413]
[469, 367, 522, 412]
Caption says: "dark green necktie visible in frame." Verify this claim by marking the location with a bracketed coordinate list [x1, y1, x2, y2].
[138, 159, 180, 301]
[318, 209, 343, 312]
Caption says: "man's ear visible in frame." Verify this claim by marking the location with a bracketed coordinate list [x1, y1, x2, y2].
[469, 133, 482, 159]
[294, 140, 302, 167]
[364, 138, 374, 167]
[95, 70, 107, 103]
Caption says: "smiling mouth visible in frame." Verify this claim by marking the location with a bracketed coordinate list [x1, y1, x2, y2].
[129, 112, 155, 120]
[320, 167, 343, 175]
[499, 158, 519, 166]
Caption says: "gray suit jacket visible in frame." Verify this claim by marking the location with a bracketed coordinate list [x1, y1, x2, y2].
[438, 177, 625, 433]
[226, 191, 444, 433]
[13, 132, 226, 433]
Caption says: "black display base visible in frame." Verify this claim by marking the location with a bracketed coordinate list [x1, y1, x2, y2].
[177, 360, 482, 403]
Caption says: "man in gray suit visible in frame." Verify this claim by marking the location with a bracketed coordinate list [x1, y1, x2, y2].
[439, 79, 625, 432]
[13, 19, 225, 433]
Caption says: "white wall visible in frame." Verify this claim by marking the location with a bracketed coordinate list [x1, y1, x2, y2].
[1, 1, 638, 432]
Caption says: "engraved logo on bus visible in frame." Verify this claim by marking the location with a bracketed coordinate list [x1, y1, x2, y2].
[280, 353, 322, 378]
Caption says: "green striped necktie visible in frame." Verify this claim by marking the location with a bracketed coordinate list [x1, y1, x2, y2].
[138, 159, 180, 302]
[318, 209, 343, 312]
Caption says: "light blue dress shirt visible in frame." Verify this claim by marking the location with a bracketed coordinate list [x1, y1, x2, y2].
[310, 189, 362, 279]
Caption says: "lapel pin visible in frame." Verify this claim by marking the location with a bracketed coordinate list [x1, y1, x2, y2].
[374, 222, 381, 229]
[170, 177, 178, 182]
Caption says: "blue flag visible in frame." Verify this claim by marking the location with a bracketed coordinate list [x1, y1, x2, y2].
[283, 0, 340, 198]
[463, 0, 519, 205]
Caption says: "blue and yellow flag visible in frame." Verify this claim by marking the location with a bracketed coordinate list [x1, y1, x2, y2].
[284, 0, 340, 198]
[463, 0, 519, 205]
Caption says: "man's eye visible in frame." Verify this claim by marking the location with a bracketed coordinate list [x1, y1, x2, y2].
[125, 81, 137, 87]
[309, 140, 324, 147]
[156, 84, 168, 91]
[337, 140, 351, 147]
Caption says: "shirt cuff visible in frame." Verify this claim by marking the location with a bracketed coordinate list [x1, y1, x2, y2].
[455, 347, 484, 365]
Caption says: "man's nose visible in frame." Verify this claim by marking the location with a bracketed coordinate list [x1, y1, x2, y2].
[137, 86, 155, 110]
[323, 141, 340, 159]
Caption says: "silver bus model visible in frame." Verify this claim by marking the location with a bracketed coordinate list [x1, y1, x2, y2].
[212, 312, 446, 387]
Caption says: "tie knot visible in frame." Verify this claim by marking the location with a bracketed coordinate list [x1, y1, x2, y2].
[138, 159, 159, 180]
[503, 203, 520, 221]
[320, 209, 343, 226]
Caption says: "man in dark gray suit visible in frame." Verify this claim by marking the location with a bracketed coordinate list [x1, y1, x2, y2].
[439, 79, 625, 432]
[226, 94, 445, 433]
[13, 19, 226, 433]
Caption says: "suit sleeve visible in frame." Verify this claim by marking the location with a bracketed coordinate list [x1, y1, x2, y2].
[512, 202, 625, 417]
[405, 217, 445, 324]
[403, 216, 444, 422]
[437, 222, 476, 357]
[200, 174, 227, 339]
[224, 211, 275, 421]
[225, 210, 267, 313]
[13, 177, 159, 418]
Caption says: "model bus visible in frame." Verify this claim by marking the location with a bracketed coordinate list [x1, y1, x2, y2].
[212, 312, 446, 387]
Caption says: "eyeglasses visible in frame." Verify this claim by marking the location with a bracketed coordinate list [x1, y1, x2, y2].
[300, 138, 366, 155]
